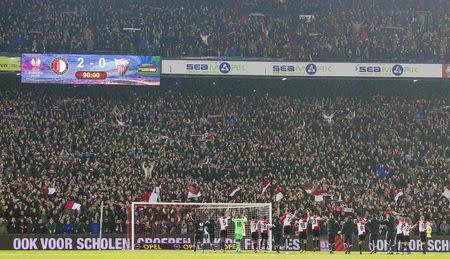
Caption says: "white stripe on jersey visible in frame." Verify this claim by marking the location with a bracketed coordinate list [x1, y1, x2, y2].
[419, 221, 427, 233]
[357, 222, 366, 235]
[259, 220, 270, 233]
[218, 217, 229, 230]
[283, 213, 295, 226]
[396, 222, 404, 234]
[403, 224, 411, 236]
[250, 220, 259, 233]
[297, 219, 307, 232]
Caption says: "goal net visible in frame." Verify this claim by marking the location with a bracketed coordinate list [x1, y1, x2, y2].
[129, 202, 272, 251]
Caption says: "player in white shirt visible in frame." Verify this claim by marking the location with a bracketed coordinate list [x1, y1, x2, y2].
[394, 216, 404, 254]
[281, 209, 297, 251]
[413, 215, 429, 254]
[296, 215, 308, 253]
[217, 213, 230, 252]
[250, 219, 259, 253]
[356, 217, 367, 254]
[401, 218, 412, 254]
[258, 216, 270, 252]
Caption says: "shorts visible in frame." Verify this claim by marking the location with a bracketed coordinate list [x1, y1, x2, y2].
[420, 232, 427, 242]
[396, 234, 404, 243]
[235, 232, 243, 241]
[358, 234, 366, 241]
[299, 231, 307, 240]
[261, 233, 269, 240]
[251, 232, 259, 241]
[312, 229, 320, 238]
[328, 233, 336, 244]
[344, 234, 352, 245]
[194, 233, 203, 243]
[370, 234, 379, 243]
[220, 230, 227, 238]
[403, 235, 410, 243]
[283, 226, 292, 236]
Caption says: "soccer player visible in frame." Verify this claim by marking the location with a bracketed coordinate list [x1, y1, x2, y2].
[341, 216, 355, 254]
[193, 219, 205, 252]
[232, 214, 247, 253]
[250, 218, 259, 252]
[296, 214, 308, 253]
[280, 209, 297, 251]
[394, 216, 405, 254]
[326, 214, 339, 254]
[367, 214, 381, 254]
[383, 212, 396, 254]
[401, 218, 412, 254]
[217, 213, 230, 252]
[413, 215, 428, 254]
[271, 213, 283, 253]
[310, 212, 321, 252]
[258, 216, 270, 252]
[204, 218, 216, 251]
[356, 216, 367, 254]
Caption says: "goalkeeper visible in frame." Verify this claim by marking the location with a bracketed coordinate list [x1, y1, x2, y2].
[232, 214, 247, 253]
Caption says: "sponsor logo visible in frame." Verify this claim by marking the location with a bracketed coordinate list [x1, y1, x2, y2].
[355, 64, 415, 76]
[31, 58, 41, 68]
[51, 57, 69, 75]
[185, 62, 246, 74]
[272, 63, 330, 75]
[114, 59, 130, 76]
[392, 64, 404, 76]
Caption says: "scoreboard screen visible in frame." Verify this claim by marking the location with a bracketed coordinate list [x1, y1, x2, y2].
[21, 54, 160, 86]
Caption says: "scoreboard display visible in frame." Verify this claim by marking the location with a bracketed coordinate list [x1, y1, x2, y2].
[21, 54, 160, 86]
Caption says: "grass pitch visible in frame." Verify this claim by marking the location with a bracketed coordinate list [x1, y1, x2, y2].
[0, 250, 448, 259]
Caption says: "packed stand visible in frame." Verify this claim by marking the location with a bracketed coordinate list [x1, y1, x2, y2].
[0, 0, 449, 62]
[0, 87, 448, 235]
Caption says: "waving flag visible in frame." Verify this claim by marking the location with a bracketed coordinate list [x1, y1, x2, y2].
[44, 187, 56, 195]
[141, 185, 161, 203]
[65, 201, 81, 211]
[443, 185, 450, 201]
[313, 189, 326, 202]
[262, 179, 270, 194]
[302, 185, 313, 194]
[393, 189, 404, 202]
[228, 187, 240, 197]
[187, 186, 201, 199]
[274, 186, 283, 202]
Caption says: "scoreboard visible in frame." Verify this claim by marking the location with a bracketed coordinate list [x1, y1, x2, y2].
[21, 54, 160, 86]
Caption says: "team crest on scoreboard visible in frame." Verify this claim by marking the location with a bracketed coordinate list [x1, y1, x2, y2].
[51, 57, 69, 75]
[115, 58, 130, 76]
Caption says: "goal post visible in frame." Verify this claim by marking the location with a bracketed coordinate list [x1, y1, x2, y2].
[130, 202, 272, 251]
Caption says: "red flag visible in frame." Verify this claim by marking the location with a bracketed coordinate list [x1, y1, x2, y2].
[302, 185, 313, 194]
[228, 187, 240, 197]
[44, 187, 56, 195]
[187, 186, 201, 199]
[262, 179, 270, 194]
[393, 189, 404, 202]
[65, 201, 81, 210]
[313, 189, 326, 202]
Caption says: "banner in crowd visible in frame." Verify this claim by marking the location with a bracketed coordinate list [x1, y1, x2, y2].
[0, 56, 21, 72]
[2, 235, 449, 251]
[162, 60, 445, 78]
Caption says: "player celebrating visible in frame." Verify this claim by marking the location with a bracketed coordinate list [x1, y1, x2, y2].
[356, 216, 367, 254]
[271, 212, 283, 253]
[232, 214, 247, 253]
[217, 213, 230, 252]
[193, 218, 205, 252]
[341, 216, 355, 254]
[296, 214, 308, 253]
[258, 216, 270, 252]
[280, 209, 297, 251]
[383, 212, 396, 255]
[367, 214, 381, 254]
[413, 215, 429, 254]
[394, 216, 404, 254]
[310, 212, 321, 252]
[250, 218, 259, 253]
[401, 218, 412, 254]
[204, 218, 216, 251]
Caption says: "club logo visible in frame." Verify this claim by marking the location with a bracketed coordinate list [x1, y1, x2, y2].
[115, 59, 130, 76]
[51, 57, 68, 75]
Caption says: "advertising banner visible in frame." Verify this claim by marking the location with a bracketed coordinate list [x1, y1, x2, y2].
[162, 60, 444, 79]
[1, 235, 449, 251]
[21, 54, 160, 85]
[0, 56, 20, 72]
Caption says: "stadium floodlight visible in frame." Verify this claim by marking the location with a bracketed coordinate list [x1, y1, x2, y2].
[129, 202, 272, 251]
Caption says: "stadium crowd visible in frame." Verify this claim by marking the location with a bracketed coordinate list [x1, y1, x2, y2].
[0, 86, 448, 236]
[0, 0, 449, 62]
